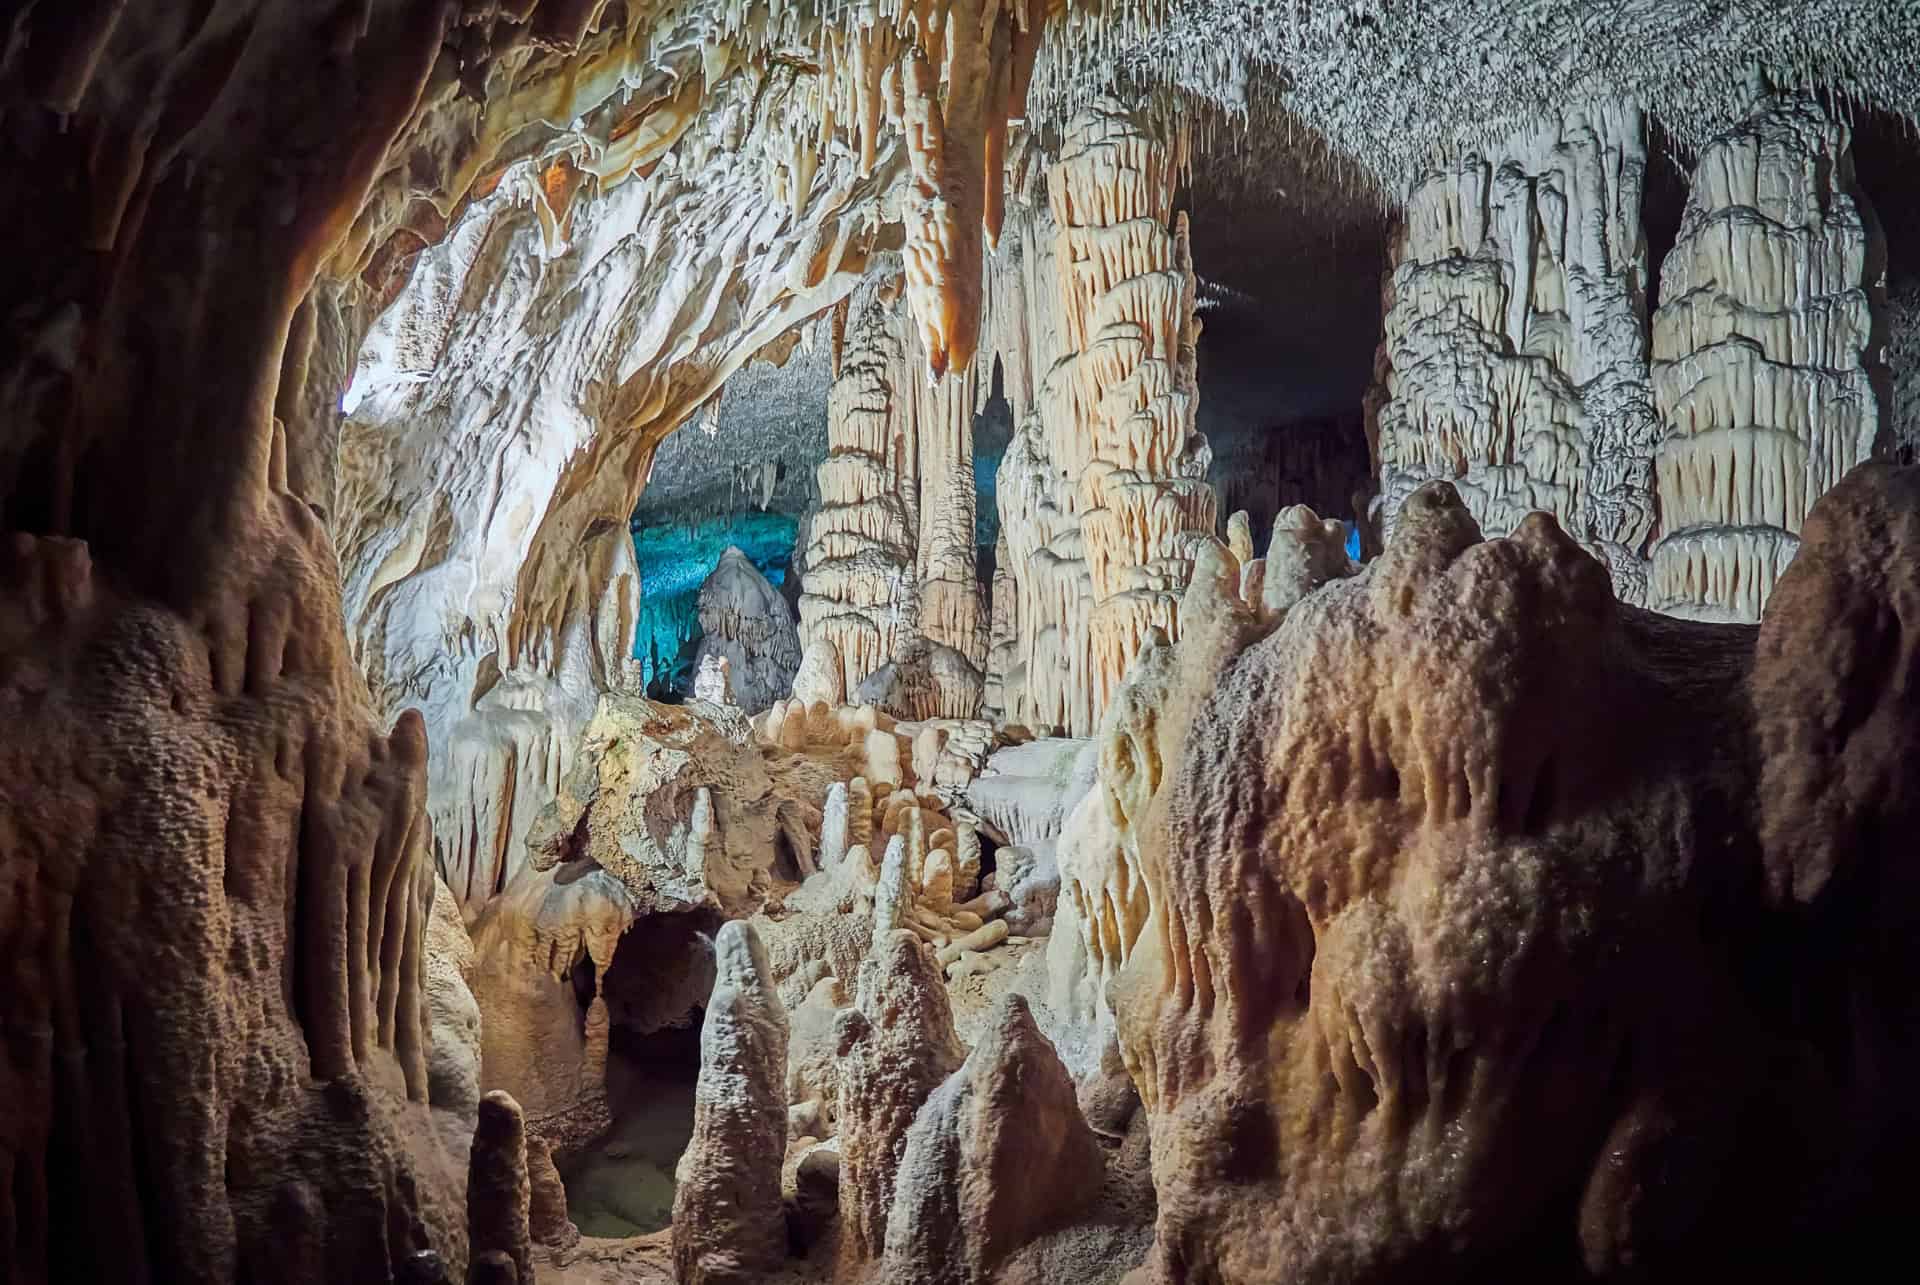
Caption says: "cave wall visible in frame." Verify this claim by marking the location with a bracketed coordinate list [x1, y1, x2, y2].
[0, 3, 508, 1279]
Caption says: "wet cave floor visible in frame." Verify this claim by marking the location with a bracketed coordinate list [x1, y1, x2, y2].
[558, 1021, 702, 1238]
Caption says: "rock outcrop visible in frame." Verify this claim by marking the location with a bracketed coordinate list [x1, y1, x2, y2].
[882, 994, 1105, 1284]
[692, 547, 802, 714]
[835, 931, 967, 1262]
[1113, 467, 1920, 1282]
[673, 921, 791, 1284]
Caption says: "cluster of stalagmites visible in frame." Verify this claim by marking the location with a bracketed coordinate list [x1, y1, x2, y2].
[1068, 465, 1920, 1282]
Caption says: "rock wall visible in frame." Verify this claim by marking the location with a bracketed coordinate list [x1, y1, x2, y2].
[0, 3, 535, 1278]
[1649, 92, 1887, 621]
[1893, 279, 1920, 463]
[1373, 102, 1661, 602]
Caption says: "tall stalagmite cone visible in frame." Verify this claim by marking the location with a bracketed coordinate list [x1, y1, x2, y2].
[882, 993, 1105, 1283]
[836, 929, 966, 1261]
[527, 1135, 580, 1250]
[673, 920, 792, 1284]
[468, 1091, 533, 1285]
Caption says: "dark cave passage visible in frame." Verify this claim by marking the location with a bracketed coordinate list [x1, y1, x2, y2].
[1181, 134, 1389, 538]
[557, 910, 720, 1237]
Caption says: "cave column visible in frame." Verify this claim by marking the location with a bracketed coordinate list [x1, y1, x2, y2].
[910, 343, 985, 673]
[799, 283, 921, 697]
[1648, 92, 1886, 621]
[1002, 97, 1215, 735]
[1371, 102, 1660, 602]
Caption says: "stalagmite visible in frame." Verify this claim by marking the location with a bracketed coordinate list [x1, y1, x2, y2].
[792, 637, 848, 705]
[1371, 102, 1660, 602]
[693, 546, 803, 713]
[673, 921, 791, 1285]
[525, 1137, 579, 1252]
[468, 1092, 534, 1285]
[922, 847, 957, 909]
[821, 780, 852, 869]
[881, 994, 1104, 1284]
[873, 834, 915, 938]
[835, 930, 967, 1262]
[1649, 93, 1886, 621]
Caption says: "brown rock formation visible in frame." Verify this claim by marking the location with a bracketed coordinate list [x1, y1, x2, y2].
[672, 920, 791, 1284]
[835, 930, 967, 1262]
[468, 1092, 534, 1285]
[1112, 467, 1920, 1282]
[882, 993, 1105, 1284]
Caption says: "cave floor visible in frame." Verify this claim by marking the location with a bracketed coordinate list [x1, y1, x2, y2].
[558, 1027, 700, 1238]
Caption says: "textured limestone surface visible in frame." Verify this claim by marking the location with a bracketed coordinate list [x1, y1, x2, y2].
[692, 546, 803, 714]
[7, 4, 1920, 1285]
[1650, 93, 1886, 622]
[1373, 102, 1660, 602]
[1109, 469, 1920, 1282]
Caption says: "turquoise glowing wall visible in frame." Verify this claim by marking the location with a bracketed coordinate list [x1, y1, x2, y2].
[630, 512, 798, 693]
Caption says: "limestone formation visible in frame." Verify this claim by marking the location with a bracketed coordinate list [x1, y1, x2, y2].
[1373, 102, 1660, 602]
[8, 3, 1920, 1284]
[1113, 469, 1920, 1282]
[339, 32, 904, 919]
[836, 930, 967, 1261]
[468, 1092, 534, 1285]
[0, 513, 455, 1284]
[998, 97, 1218, 735]
[525, 1136, 581, 1251]
[525, 693, 785, 914]
[468, 863, 634, 1135]
[673, 921, 791, 1285]
[694, 653, 736, 705]
[800, 277, 988, 719]
[692, 546, 802, 713]
[882, 994, 1105, 1284]
[967, 736, 1101, 851]
[800, 283, 921, 697]
[426, 877, 485, 1122]
[1650, 93, 1886, 621]
[791, 637, 849, 706]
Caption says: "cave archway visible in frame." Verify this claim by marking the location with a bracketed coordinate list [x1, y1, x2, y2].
[1182, 121, 1390, 539]
[557, 908, 722, 1238]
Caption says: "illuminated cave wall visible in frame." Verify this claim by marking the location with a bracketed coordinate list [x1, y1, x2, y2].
[630, 512, 799, 697]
